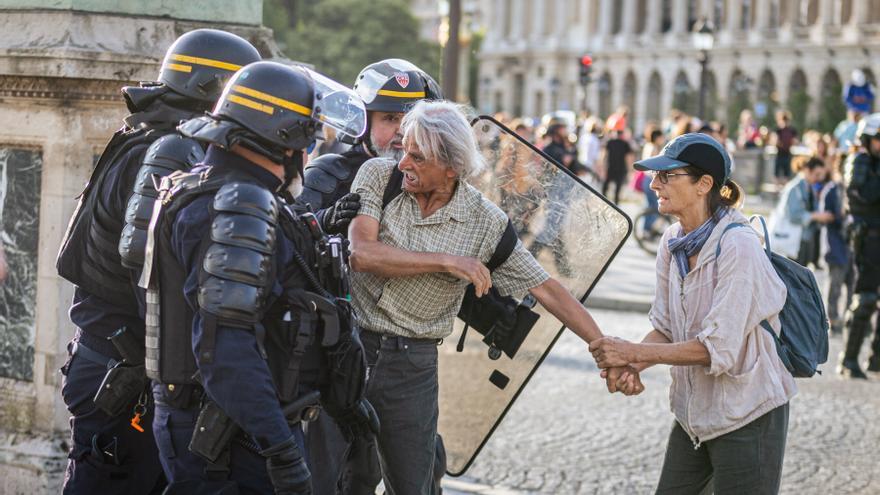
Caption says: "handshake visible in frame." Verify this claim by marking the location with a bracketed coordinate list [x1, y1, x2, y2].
[588, 336, 645, 396]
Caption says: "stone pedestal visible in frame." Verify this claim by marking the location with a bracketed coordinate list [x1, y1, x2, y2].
[0, 4, 278, 492]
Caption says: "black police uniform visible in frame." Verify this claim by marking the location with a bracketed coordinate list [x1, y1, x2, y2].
[843, 150, 880, 374]
[144, 147, 326, 493]
[299, 145, 371, 214]
[55, 29, 262, 494]
[56, 88, 201, 495]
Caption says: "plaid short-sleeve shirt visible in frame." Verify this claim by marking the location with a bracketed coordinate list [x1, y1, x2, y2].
[349, 158, 550, 339]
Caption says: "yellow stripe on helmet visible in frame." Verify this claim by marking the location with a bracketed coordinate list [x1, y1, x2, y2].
[228, 95, 274, 115]
[232, 85, 312, 117]
[170, 54, 243, 72]
[165, 63, 192, 73]
[376, 89, 427, 98]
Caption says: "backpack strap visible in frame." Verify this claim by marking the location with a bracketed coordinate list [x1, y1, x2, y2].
[749, 214, 773, 259]
[487, 219, 517, 272]
[381, 166, 404, 209]
[714, 222, 749, 259]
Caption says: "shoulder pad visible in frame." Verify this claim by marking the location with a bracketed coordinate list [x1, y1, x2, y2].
[214, 182, 278, 224]
[308, 153, 352, 181]
[200, 183, 278, 324]
[302, 166, 341, 196]
[143, 134, 205, 171]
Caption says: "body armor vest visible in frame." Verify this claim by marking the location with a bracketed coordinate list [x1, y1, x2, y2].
[142, 166, 326, 397]
[56, 127, 162, 310]
[846, 152, 880, 220]
[298, 146, 371, 211]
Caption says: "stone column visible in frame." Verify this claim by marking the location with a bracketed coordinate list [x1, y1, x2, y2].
[849, 0, 868, 25]
[598, 0, 614, 36]
[532, 0, 547, 39]
[727, 0, 742, 31]
[818, 0, 835, 25]
[622, 0, 638, 35]
[645, 0, 662, 35]
[492, 0, 505, 39]
[754, 0, 772, 29]
[511, 0, 525, 38]
[672, 0, 688, 33]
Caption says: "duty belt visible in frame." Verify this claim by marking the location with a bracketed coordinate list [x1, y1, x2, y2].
[361, 329, 442, 349]
[70, 340, 118, 369]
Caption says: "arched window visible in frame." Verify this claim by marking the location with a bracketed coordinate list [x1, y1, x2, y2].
[623, 72, 638, 128]
[673, 71, 694, 115]
[756, 69, 778, 126]
[818, 68, 846, 132]
[727, 69, 753, 133]
[787, 68, 810, 131]
[646, 71, 663, 122]
[704, 71, 719, 121]
[598, 72, 613, 119]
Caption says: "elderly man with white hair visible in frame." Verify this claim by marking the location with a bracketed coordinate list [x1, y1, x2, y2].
[347, 100, 636, 494]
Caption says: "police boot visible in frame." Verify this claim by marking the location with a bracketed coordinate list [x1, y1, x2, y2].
[839, 316, 869, 379]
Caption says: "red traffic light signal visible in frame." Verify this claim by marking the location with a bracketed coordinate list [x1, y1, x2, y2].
[578, 54, 592, 85]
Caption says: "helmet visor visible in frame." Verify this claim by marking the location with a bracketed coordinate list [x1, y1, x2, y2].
[354, 59, 423, 104]
[308, 69, 368, 140]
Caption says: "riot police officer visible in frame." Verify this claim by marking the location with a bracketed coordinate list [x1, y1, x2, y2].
[140, 60, 372, 494]
[299, 58, 442, 235]
[296, 58, 442, 494]
[55, 29, 261, 494]
[841, 113, 880, 378]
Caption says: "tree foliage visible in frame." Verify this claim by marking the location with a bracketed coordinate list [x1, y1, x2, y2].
[264, 0, 441, 87]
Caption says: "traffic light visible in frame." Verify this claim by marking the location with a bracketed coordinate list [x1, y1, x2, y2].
[578, 55, 592, 86]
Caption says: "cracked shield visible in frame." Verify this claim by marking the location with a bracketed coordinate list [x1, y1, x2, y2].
[439, 116, 632, 475]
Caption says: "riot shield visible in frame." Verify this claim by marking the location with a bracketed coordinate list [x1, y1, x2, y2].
[439, 116, 631, 475]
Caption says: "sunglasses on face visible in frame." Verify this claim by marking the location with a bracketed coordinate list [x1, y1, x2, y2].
[649, 170, 698, 184]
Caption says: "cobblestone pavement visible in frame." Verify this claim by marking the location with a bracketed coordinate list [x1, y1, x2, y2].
[444, 309, 880, 495]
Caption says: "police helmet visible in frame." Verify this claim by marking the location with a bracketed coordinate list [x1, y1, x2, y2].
[857, 112, 880, 150]
[159, 29, 262, 104]
[354, 59, 442, 113]
[180, 61, 366, 161]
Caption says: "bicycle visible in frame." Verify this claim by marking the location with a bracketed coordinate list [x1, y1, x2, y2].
[633, 207, 674, 255]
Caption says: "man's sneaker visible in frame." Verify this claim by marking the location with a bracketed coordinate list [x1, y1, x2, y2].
[838, 359, 869, 379]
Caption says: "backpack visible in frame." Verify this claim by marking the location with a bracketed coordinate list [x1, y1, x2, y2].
[715, 216, 829, 378]
[381, 166, 539, 360]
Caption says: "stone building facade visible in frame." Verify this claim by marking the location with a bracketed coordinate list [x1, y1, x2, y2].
[0, 3, 278, 492]
[479, 0, 880, 132]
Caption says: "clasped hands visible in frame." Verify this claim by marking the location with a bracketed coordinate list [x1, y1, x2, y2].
[589, 336, 645, 396]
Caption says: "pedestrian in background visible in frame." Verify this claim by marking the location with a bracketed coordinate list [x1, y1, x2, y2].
[590, 133, 796, 494]
[737, 109, 761, 149]
[772, 110, 799, 185]
[634, 127, 664, 233]
[815, 168, 853, 335]
[602, 129, 634, 204]
[769, 156, 834, 266]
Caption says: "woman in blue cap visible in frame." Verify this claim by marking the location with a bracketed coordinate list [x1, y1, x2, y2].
[589, 133, 796, 494]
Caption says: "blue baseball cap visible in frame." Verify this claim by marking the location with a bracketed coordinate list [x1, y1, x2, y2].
[634, 133, 732, 186]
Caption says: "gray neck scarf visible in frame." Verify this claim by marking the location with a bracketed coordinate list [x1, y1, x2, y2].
[667, 210, 724, 280]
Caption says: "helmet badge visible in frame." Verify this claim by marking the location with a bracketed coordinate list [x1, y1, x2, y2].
[394, 72, 410, 88]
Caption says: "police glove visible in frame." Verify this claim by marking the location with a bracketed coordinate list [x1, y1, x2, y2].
[321, 193, 361, 235]
[331, 398, 380, 443]
[261, 436, 312, 495]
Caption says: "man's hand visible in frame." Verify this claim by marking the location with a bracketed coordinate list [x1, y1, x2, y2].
[321, 193, 361, 235]
[589, 336, 635, 369]
[444, 255, 491, 297]
[601, 365, 644, 396]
